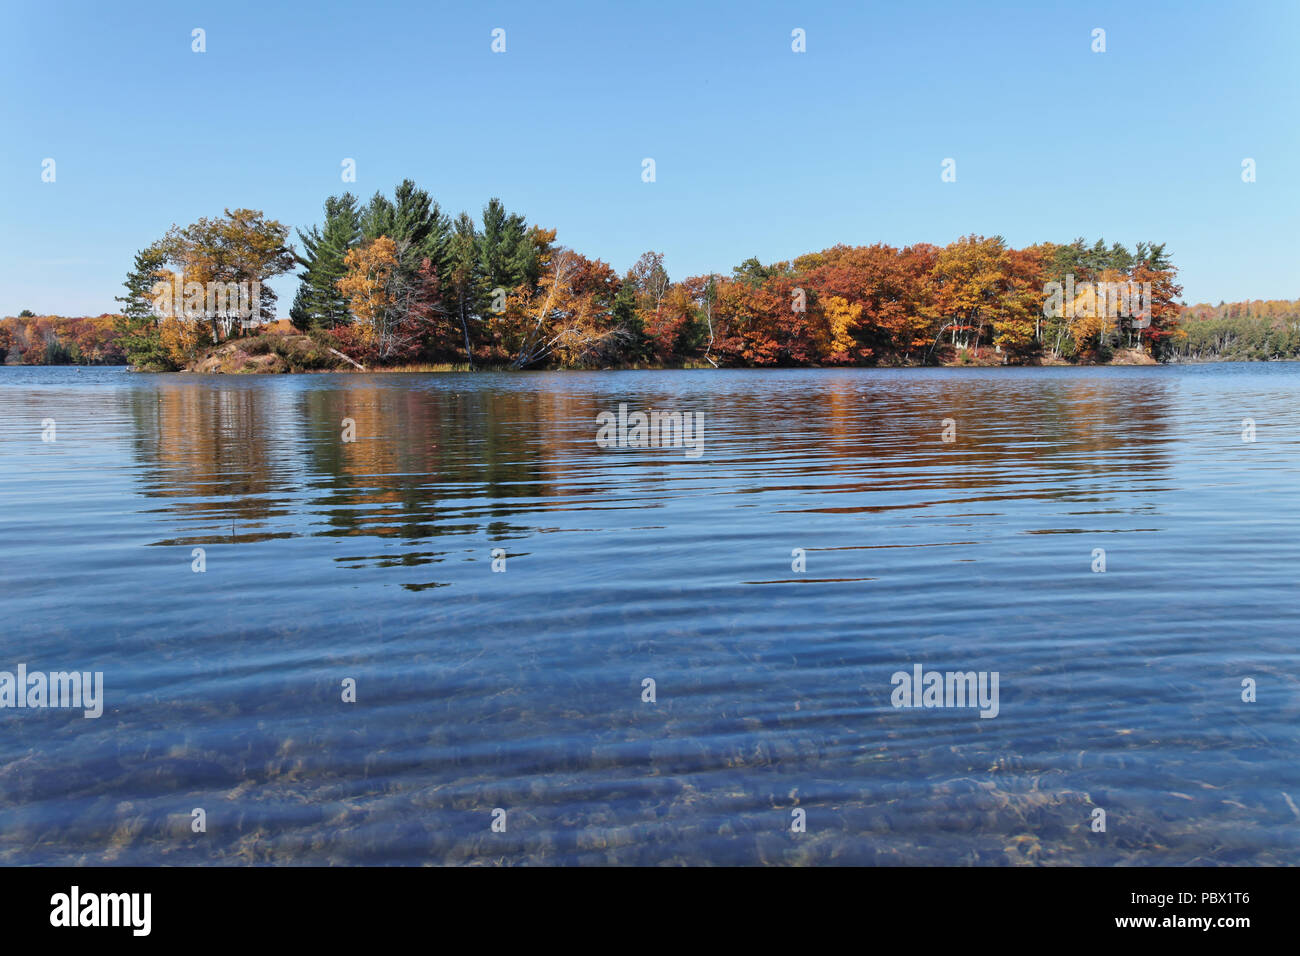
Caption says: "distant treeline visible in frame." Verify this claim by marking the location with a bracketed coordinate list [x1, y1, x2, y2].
[1168, 300, 1300, 362]
[0, 313, 125, 365]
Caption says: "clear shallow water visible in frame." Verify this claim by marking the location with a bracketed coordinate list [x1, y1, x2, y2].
[0, 363, 1297, 865]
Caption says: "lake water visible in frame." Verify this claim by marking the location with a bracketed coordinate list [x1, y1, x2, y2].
[1, 363, 1297, 865]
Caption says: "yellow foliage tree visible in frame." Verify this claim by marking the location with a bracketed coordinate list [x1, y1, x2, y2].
[496, 248, 623, 368]
[158, 315, 211, 367]
[337, 237, 400, 344]
[934, 235, 1009, 349]
[823, 295, 863, 359]
[1068, 268, 1128, 353]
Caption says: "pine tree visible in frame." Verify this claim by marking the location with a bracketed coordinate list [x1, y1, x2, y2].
[358, 181, 452, 288]
[114, 245, 172, 369]
[477, 198, 534, 302]
[392, 179, 451, 277]
[293, 193, 361, 330]
[447, 212, 481, 368]
[360, 191, 395, 244]
[289, 283, 312, 331]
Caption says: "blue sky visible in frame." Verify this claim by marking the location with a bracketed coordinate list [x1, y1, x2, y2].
[2, 0, 1296, 315]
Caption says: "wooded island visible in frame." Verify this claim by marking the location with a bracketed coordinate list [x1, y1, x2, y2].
[4, 179, 1295, 372]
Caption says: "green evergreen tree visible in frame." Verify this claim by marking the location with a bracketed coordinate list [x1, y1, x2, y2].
[392, 179, 451, 276]
[612, 280, 649, 362]
[358, 180, 452, 285]
[447, 212, 481, 368]
[477, 198, 534, 302]
[114, 245, 172, 369]
[293, 193, 361, 330]
[360, 191, 395, 243]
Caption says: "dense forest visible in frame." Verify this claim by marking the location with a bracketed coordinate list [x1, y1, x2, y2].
[7, 178, 1289, 371]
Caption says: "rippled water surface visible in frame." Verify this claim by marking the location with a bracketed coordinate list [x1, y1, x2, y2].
[1, 364, 1298, 865]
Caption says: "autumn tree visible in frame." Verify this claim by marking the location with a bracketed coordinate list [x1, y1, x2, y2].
[335, 236, 442, 364]
[932, 235, 1010, 352]
[159, 315, 211, 368]
[496, 247, 626, 368]
[150, 209, 295, 342]
[625, 251, 678, 361]
[823, 296, 863, 362]
[1131, 242, 1183, 357]
[993, 246, 1047, 359]
[709, 277, 783, 366]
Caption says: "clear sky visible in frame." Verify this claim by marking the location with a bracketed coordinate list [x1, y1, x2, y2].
[2, 0, 1296, 316]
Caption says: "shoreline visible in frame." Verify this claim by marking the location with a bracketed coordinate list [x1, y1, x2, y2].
[8, 339, 1295, 373]
[177, 333, 1169, 373]
[7, 357, 1287, 373]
